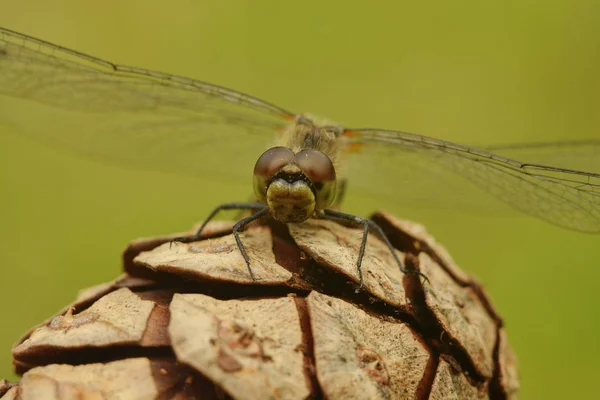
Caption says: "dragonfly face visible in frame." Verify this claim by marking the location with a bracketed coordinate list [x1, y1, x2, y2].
[253, 116, 340, 223]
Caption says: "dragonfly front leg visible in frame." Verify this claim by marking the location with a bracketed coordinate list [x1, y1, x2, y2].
[232, 207, 270, 280]
[172, 202, 266, 243]
[171, 202, 268, 280]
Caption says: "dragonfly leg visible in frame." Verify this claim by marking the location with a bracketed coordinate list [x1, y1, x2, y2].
[366, 218, 430, 285]
[233, 195, 260, 220]
[171, 202, 269, 281]
[232, 207, 270, 280]
[321, 209, 369, 287]
[322, 209, 429, 287]
[171, 201, 266, 244]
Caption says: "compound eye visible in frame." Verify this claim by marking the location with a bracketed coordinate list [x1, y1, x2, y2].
[294, 149, 336, 183]
[254, 147, 295, 178]
[294, 149, 337, 210]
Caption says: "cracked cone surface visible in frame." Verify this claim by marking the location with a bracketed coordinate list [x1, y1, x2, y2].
[1, 212, 518, 400]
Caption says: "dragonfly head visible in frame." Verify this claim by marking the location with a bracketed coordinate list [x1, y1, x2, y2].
[253, 146, 337, 223]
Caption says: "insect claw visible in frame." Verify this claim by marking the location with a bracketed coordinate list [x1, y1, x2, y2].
[357, 269, 364, 288]
[408, 270, 430, 285]
[169, 236, 190, 249]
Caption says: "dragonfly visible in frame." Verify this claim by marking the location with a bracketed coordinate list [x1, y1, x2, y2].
[0, 27, 599, 286]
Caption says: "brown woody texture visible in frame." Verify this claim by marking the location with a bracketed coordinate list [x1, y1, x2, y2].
[0, 212, 518, 400]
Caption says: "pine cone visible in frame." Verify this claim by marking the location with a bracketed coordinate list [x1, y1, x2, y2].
[0, 212, 518, 399]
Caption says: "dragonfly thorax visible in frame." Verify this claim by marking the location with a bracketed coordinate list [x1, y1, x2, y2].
[283, 115, 346, 173]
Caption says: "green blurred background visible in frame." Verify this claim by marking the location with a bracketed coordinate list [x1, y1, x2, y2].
[0, 1, 598, 398]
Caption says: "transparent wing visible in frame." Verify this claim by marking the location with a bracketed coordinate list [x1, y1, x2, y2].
[485, 140, 600, 173]
[0, 27, 295, 182]
[344, 129, 600, 232]
[3, 28, 600, 233]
